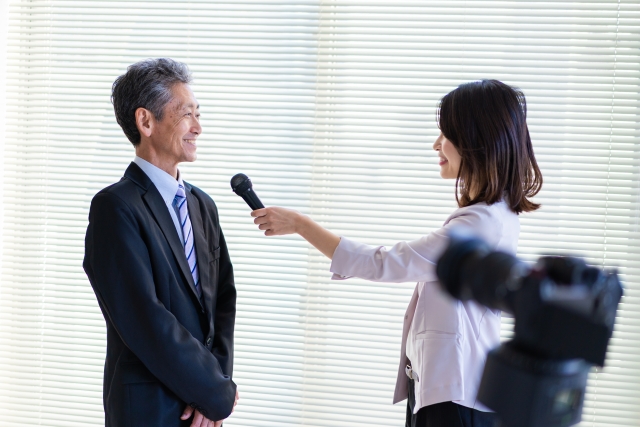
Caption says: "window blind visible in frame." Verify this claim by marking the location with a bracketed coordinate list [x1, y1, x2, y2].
[1, 1, 638, 427]
[309, 2, 640, 427]
[0, 0, 7, 261]
[1, 1, 319, 426]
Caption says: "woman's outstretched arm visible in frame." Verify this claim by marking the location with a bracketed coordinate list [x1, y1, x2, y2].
[252, 204, 505, 284]
[251, 207, 340, 260]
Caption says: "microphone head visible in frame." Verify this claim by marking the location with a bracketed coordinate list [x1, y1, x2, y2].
[230, 173, 252, 194]
[230, 173, 265, 210]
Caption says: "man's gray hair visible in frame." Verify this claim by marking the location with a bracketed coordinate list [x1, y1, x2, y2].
[112, 58, 192, 146]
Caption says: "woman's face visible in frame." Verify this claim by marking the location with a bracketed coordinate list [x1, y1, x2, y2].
[433, 132, 462, 179]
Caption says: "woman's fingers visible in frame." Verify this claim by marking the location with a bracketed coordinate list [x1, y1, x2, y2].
[250, 208, 267, 218]
[253, 215, 268, 225]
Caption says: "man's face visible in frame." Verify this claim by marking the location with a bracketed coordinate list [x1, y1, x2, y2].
[149, 83, 201, 166]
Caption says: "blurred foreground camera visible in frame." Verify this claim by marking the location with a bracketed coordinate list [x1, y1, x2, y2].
[436, 230, 623, 427]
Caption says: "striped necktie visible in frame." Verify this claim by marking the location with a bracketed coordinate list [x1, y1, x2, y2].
[174, 184, 201, 297]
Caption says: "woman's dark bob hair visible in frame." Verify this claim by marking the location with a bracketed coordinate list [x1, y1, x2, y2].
[438, 79, 542, 214]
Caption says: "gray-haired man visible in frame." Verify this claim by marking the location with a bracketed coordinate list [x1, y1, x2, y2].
[84, 58, 238, 427]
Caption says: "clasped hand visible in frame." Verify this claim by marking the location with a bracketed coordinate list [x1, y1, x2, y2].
[180, 389, 239, 427]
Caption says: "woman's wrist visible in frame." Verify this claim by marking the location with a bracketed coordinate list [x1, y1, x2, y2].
[295, 212, 313, 236]
[294, 214, 341, 259]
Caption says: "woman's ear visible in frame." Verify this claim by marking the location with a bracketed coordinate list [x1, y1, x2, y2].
[135, 107, 154, 139]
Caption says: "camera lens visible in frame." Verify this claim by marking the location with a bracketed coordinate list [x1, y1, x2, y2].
[436, 233, 489, 300]
[466, 251, 524, 313]
[436, 231, 525, 313]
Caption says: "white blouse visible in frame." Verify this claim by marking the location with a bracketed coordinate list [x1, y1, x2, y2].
[329, 200, 520, 413]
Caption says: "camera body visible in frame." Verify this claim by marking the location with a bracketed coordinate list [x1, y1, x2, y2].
[436, 230, 623, 427]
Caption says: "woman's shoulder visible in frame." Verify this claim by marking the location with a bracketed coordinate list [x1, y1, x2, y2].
[444, 200, 520, 251]
[446, 199, 515, 224]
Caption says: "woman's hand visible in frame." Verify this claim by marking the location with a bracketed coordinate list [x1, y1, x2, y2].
[250, 207, 341, 260]
[251, 207, 303, 236]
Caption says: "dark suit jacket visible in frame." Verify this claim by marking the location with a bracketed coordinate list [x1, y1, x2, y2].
[84, 162, 237, 426]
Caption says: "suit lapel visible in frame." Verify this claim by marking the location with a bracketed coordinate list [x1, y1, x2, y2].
[124, 162, 204, 310]
[142, 188, 203, 308]
[185, 187, 214, 322]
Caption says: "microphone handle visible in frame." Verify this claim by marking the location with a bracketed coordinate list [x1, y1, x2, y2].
[241, 188, 265, 210]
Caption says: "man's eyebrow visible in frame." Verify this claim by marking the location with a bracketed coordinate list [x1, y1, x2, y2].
[177, 103, 200, 111]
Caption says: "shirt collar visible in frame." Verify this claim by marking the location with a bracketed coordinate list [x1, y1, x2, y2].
[133, 156, 185, 205]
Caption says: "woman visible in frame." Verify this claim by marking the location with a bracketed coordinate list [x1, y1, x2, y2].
[251, 80, 542, 427]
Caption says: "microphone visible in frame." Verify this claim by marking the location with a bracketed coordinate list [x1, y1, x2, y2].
[230, 173, 265, 210]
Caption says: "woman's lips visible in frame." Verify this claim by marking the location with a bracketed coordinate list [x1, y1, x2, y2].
[439, 158, 448, 166]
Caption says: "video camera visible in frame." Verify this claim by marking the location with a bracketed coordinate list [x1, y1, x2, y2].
[435, 230, 623, 427]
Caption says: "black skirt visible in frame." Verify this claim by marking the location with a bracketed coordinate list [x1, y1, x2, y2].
[405, 379, 498, 427]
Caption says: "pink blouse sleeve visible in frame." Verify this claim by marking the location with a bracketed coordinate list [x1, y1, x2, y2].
[329, 206, 502, 283]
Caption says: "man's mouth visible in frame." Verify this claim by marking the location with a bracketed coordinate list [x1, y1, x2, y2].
[184, 139, 197, 146]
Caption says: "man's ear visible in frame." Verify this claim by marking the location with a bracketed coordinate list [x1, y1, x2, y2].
[135, 107, 155, 138]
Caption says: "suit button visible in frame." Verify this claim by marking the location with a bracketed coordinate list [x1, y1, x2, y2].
[206, 337, 212, 346]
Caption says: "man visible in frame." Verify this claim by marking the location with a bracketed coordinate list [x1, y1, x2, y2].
[84, 58, 238, 427]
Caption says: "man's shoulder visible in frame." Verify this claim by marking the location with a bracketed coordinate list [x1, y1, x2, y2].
[91, 177, 143, 209]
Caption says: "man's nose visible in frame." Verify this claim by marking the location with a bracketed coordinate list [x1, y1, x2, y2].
[192, 118, 202, 135]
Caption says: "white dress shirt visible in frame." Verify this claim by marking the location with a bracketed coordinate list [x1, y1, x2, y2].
[330, 200, 520, 413]
[133, 156, 186, 242]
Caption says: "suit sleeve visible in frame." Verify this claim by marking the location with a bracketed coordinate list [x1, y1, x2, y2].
[83, 191, 236, 421]
[211, 230, 236, 377]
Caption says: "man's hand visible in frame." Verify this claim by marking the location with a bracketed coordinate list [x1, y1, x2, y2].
[233, 389, 239, 412]
[180, 406, 221, 427]
[181, 389, 238, 427]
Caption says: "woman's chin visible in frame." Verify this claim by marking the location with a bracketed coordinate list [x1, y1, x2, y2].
[439, 171, 457, 180]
